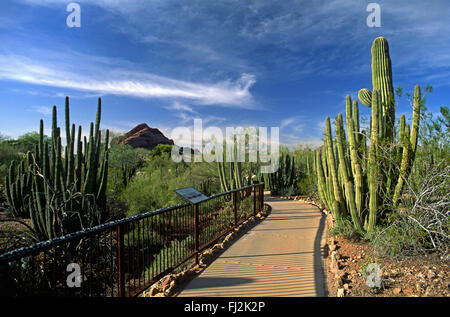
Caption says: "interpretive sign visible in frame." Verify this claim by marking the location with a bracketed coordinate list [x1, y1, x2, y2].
[174, 187, 209, 204]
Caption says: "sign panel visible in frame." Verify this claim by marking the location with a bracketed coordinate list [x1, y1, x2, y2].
[174, 187, 209, 204]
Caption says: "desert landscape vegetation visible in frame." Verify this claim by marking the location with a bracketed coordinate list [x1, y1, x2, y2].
[0, 1, 448, 299]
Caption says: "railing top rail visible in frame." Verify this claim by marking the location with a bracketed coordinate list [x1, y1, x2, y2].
[0, 183, 264, 262]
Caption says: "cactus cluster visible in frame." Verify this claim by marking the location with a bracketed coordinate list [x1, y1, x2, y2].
[4, 153, 33, 218]
[4, 97, 110, 240]
[315, 37, 421, 232]
[264, 152, 296, 195]
[121, 163, 136, 188]
[199, 178, 213, 196]
[217, 138, 245, 192]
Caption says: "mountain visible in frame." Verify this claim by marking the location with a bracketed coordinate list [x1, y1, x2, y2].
[117, 123, 174, 151]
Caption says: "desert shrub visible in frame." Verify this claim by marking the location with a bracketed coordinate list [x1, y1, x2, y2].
[121, 155, 189, 216]
[106, 145, 149, 219]
[369, 163, 449, 258]
[108, 144, 147, 171]
[0, 141, 21, 185]
[142, 235, 194, 278]
[149, 144, 173, 159]
[329, 218, 363, 241]
[121, 154, 221, 216]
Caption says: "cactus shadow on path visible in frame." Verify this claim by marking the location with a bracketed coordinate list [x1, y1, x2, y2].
[177, 195, 328, 297]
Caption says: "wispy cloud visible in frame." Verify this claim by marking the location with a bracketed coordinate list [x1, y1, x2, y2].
[31, 105, 52, 116]
[0, 53, 256, 107]
[279, 116, 304, 132]
[280, 118, 295, 129]
[164, 101, 197, 114]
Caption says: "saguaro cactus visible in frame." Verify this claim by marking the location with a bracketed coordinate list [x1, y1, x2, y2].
[313, 37, 422, 233]
[358, 36, 395, 142]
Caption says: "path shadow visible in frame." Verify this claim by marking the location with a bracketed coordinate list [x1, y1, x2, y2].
[181, 277, 254, 289]
[313, 212, 328, 296]
[221, 251, 313, 259]
[253, 227, 319, 231]
[265, 215, 323, 221]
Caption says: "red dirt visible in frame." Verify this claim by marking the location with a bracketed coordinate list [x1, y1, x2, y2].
[325, 233, 449, 297]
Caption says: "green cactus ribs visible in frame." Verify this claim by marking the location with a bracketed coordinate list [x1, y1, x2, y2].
[263, 152, 296, 196]
[4, 97, 110, 241]
[313, 37, 421, 233]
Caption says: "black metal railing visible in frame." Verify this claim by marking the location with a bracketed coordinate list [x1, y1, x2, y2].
[0, 183, 264, 297]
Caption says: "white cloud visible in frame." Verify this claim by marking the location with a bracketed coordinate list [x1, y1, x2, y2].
[280, 118, 295, 129]
[31, 105, 52, 116]
[0, 53, 256, 107]
[165, 101, 196, 113]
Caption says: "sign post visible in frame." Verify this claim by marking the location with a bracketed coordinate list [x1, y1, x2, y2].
[173, 187, 209, 264]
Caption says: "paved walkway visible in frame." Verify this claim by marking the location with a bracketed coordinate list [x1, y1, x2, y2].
[177, 195, 328, 297]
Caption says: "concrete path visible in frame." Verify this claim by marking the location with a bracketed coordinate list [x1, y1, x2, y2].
[177, 195, 328, 297]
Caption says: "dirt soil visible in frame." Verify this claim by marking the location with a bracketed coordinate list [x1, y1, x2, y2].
[0, 210, 35, 254]
[325, 223, 449, 297]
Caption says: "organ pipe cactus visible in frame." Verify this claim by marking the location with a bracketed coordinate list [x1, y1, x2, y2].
[121, 163, 136, 187]
[313, 37, 422, 233]
[7, 97, 110, 240]
[345, 97, 364, 219]
[335, 113, 363, 231]
[264, 152, 296, 196]
[392, 85, 421, 206]
[324, 117, 346, 219]
[4, 153, 33, 218]
[367, 90, 381, 231]
[217, 139, 245, 192]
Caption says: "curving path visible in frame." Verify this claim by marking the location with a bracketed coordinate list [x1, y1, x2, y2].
[177, 195, 328, 297]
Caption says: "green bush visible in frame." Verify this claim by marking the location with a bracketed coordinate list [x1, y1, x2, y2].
[367, 214, 430, 259]
[0, 141, 21, 185]
[108, 144, 147, 170]
[106, 145, 149, 219]
[330, 218, 363, 241]
[120, 154, 221, 216]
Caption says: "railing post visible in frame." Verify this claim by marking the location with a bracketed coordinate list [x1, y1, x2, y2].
[233, 190, 237, 228]
[117, 224, 125, 297]
[260, 184, 264, 211]
[253, 185, 257, 217]
[194, 203, 199, 265]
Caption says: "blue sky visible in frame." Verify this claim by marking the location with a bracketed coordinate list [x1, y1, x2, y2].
[0, 0, 449, 148]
